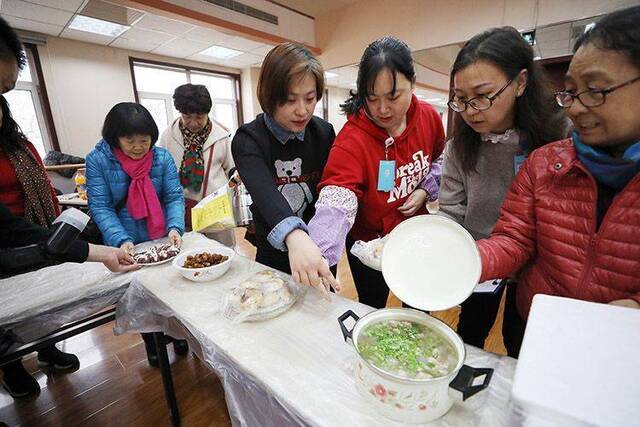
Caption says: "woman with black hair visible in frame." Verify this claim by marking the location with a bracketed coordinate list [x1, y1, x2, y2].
[86, 102, 186, 366]
[86, 102, 184, 251]
[158, 84, 235, 244]
[0, 15, 138, 399]
[478, 5, 640, 354]
[290, 36, 445, 308]
[0, 93, 86, 398]
[440, 26, 567, 355]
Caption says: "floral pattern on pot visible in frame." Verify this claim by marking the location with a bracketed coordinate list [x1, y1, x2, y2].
[357, 361, 440, 412]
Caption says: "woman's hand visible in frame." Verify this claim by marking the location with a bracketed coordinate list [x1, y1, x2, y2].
[609, 299, 640, 309]
[168, 229, 182, 248]
[120, 241, 135, 256]
[397, 188, 428, 217]
[88, 244, 140, 273]
[286, 229, 341, 298]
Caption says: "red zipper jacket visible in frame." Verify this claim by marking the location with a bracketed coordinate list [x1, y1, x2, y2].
[479, 139, 640, 319]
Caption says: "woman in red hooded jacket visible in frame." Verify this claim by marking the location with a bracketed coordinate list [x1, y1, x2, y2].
[478, 5, 640, 355]
[288, 37, 445, 308]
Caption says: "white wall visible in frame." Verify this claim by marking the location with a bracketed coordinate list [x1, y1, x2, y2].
[324, 86, 447, 134]
[37, 37, 241, 157]
[316, 0, 640, 68]
[239, 69, 349, 131]
[240, 66, 263, 123]
[327, 86, 350, 133]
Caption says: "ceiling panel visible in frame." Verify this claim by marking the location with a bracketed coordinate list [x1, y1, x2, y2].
[151, 37, 210, 59]
[1, 14, 63, 36]
[1, 0, 73, 26]
[250, 43, 276, 57]
[134, 14, 195, 36]
[230, 52, 262, 66]
[219, 59, 247, 69]
[187, 53, 227, 65]
[117, 27, 175, 45]
[218, 36, 264, 52]
[183, 26, 233, 45]
[186, 54, 246, 70]
[110, 37, 161, 53]
[22, 0, 85, 13]
[60, 27, 116, 45]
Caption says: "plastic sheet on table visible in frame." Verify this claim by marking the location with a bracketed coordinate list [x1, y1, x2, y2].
[115, 249, 518, 427]
[0, 260, 135, 344]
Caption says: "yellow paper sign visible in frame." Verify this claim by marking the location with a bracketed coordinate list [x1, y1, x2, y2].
[191, 187, 236, 232]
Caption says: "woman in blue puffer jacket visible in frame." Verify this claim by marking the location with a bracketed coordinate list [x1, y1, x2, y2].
[87, 102, 187, 367]
[86, 102, 185, 252]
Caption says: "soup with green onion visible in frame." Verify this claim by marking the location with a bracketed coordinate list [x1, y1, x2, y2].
[357, 320, 457, 379]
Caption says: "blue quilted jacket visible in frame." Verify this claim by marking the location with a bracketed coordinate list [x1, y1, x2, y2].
[86, 139, 185, 247]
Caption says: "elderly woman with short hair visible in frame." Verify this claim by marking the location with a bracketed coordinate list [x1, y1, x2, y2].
[158, 84, 236, 245]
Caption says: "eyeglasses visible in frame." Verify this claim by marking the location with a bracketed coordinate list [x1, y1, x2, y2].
[447, 78, 514, 113]
[555, 76, 640, 108]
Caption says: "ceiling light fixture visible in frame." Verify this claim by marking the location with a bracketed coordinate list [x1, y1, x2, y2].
[68, 15, 130, 37]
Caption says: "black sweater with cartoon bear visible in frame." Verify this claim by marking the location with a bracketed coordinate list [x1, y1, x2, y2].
[231, 114, 335, 253]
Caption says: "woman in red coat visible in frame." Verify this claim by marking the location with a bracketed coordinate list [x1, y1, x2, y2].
[478, 5, 640, 355]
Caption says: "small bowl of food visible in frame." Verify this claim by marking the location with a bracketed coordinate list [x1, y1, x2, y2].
[172, 247, 235, 282]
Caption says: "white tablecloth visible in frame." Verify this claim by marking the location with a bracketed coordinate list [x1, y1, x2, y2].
[0, 260, 135, 343]
[115, 233, 517, 427]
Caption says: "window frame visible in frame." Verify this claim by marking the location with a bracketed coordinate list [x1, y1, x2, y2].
[15, 44, 60, 153]
[129, 57, 243, 132]
[322, 88, 328, 121]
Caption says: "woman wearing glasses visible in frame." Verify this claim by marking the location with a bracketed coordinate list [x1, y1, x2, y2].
[478, 5, 640, 354]
[440, 26, 566, 356]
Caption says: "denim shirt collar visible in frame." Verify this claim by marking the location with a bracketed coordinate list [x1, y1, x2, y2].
[263, 113, 306, 145]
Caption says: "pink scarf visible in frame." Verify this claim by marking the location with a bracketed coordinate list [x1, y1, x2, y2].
[113, 148, 166, 240]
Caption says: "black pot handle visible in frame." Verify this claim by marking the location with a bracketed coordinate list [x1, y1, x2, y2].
[449, 365, 493, 401]
[338, 310, 360, 342]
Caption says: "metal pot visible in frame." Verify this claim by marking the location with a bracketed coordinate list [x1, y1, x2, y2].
[338, 308, 492, 424]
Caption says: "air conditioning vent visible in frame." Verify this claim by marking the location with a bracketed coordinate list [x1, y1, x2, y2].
[16, 30, 47, 45]
[79, 0, 144, 26]
[202, 0, 278, 25]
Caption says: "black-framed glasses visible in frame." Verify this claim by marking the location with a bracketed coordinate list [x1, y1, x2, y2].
[555, 76, 640, 108]
[447, 78, 514, 113]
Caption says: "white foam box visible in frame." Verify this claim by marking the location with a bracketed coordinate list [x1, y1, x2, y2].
[510, 294, 640, 427]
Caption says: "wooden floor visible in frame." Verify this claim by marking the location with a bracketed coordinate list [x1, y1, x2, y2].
[0, 229, 507, 426]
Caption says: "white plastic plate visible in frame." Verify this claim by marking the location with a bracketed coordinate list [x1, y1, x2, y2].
[381, 215, 481, 311]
